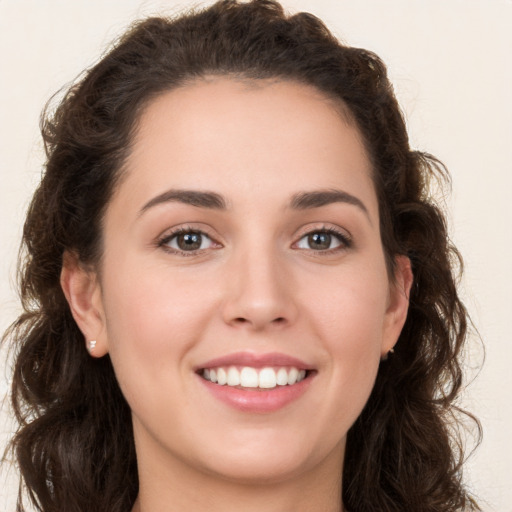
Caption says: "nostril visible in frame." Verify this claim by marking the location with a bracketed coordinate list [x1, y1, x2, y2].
[231, 316, 286, 326]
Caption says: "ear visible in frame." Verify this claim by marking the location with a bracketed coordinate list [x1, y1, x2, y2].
[381, 255, 413, 357]
[60, 251, 109, 357]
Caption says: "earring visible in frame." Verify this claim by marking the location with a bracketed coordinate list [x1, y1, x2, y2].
[87, 340, 97, 353]
[381, 346, 395, 361]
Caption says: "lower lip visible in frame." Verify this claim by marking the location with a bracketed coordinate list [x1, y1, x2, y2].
[198, 373, 314, 413]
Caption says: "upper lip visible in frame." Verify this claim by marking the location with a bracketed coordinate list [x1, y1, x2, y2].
[196, 351, 313, 371]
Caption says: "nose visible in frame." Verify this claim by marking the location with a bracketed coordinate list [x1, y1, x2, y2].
[222, 247, 298, 331]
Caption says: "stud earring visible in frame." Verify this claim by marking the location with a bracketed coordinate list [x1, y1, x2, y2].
[87, 340, 97, 353]
[381, 346, 395, 361]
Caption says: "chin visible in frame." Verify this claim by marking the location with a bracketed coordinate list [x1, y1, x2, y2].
[201, 451, 316, 485]
[191, 427, 344, 485]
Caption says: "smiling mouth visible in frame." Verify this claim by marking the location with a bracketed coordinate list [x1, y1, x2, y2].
[198, 366, 314, 390]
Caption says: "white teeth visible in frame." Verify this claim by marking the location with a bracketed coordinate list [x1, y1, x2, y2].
[276, 368, 288, 386]
[258, 367, 277, 389]
[217, 367, 227, 385]
[201, 366, 309, 389]
[240, 367, 259, 388]
[287, 367, 298, 385]
[227, 367, 240, 386]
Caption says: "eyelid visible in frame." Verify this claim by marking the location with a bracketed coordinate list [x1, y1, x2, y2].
[292, 224, 353, 252]
[155, 222, 352, 256]
[157, 224, 223, 254]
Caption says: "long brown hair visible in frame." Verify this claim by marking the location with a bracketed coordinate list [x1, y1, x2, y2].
[3, 1, 480, 510]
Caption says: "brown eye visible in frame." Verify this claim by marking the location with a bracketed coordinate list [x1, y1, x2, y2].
[163, 231, 214, 252]
[177, 232, 202, 250]
[307, 232, 332, 250]
[295, 229, 349, 251]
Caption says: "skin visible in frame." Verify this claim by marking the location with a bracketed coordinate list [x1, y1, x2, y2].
[61, 77, 412, 512]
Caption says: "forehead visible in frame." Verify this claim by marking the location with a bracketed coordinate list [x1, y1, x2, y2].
[115, 77, 376, 216]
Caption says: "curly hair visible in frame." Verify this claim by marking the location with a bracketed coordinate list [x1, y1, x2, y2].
[3, 1, 480, 510]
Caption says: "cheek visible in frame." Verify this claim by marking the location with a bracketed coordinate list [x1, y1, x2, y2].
[100, 260, 223, 373]
[99, 269, 211, 415]
[306, 264, 388, 399]
[310, 264, 389, 347]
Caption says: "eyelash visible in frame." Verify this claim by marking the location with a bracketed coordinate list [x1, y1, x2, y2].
[157, 226, 352, 255]
[294, 226, 352, 253]
[157, 227, 219, 256]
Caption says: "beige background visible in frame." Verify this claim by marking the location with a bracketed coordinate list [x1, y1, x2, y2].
[1, 0, 511, 510]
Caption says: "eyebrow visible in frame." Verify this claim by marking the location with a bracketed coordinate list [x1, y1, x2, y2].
[138, 187, 370, 220]
[139, 189, 227, 216]
[289, 189, 370, 217]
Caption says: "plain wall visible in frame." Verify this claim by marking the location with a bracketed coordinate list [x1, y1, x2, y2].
[1, 0, 511, 510]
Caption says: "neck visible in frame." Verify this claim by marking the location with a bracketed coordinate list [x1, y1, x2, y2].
[131, 440, 344, 512]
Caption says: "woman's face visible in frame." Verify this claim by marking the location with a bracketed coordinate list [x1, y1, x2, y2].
[76, 78, 410, 484]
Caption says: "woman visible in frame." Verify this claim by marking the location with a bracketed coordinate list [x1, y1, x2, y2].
[3, 0, 480, 510]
